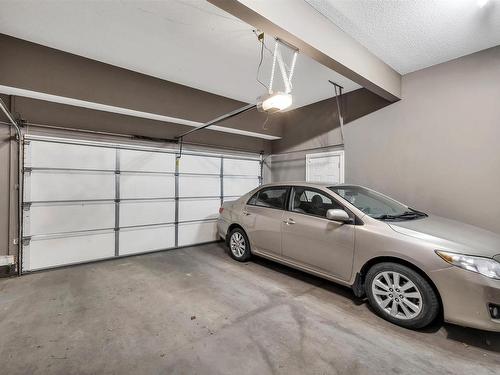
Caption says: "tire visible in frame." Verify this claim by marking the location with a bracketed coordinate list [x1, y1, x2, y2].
[227, 228, 252, 262]
[365, 262, 439, 329]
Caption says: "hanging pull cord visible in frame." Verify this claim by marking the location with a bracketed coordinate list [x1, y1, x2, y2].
[329, 80, 345, 145]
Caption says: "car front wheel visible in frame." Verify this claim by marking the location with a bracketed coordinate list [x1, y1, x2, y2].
[228, 228, 252, 262]
[365, 262, 439, 329]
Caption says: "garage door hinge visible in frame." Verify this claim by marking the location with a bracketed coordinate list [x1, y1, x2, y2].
[115, 170, 121, 174]
[23, 202, 31, 211]
[24, 167, 32, 173]
[22, 237, 31, 246]
[114, 228, 120, 232]
[114, 199, 120, 203]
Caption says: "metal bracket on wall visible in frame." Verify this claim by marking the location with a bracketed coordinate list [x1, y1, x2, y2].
[328, 80, 345, 145]
[259, 152, 264, 186]
[269, 38, 299, 95]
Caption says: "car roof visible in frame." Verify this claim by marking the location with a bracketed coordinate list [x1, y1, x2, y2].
[259, 182, 357, 189]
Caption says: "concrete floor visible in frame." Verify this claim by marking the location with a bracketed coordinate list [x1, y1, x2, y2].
[0, 243, 499, 374]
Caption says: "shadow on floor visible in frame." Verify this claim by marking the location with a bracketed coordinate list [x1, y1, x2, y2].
[243, 250, 500, 353]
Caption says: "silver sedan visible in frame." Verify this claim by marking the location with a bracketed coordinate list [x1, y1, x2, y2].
[217, 182, 500, 331]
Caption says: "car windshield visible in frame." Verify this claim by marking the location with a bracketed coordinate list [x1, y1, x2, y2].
[328, 185, 427, 220]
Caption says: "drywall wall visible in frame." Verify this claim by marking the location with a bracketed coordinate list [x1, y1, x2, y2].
[345, 46, 500, 234]
[268, 88, 390, 181]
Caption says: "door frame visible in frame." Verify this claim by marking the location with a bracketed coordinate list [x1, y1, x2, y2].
[305, 150, 345, 184]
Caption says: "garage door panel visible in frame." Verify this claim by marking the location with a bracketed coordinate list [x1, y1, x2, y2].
[120, 149, 175, 173]
[119, 225, 175, 255]
[120, 173, 175, 199]
[120, 200, 175, 227]
[22, 136, 261, 271]
[223, 177, 260, 197]
[178, 221, 218, 246]
[224, 158, 260, 176]
[26, 141, 116, 170]
[179, 175, 220, 197]
[25, 202, 115, 236]
[179, 155, 220, 174]
[27, 171, 115, 201]
[24, 231, 115, 271]
[178, 198, 220, 222]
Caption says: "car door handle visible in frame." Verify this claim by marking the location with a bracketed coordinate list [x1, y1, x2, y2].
[242, 210, 251, 216]
[283, 218, 295, 225]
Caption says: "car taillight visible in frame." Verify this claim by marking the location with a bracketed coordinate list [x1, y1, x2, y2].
[219, 207, 224, 214]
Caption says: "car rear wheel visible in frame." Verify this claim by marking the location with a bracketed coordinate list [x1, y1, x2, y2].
[365, 262, 439, 329]
[228, 228, 251, 262]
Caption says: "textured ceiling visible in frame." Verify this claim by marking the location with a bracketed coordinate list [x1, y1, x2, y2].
[0, 0, 359, 110]
[306, 0, 500, 74]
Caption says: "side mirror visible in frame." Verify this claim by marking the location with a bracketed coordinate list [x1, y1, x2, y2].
[326, 209, 351, 223]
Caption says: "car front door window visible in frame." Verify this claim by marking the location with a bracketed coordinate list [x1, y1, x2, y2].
[291, 187, 342, 218]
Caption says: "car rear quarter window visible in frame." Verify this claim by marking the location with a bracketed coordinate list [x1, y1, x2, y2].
[248, 187, 288, 210]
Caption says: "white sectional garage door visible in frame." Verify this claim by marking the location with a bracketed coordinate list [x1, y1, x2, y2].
[22, 135, 261, 271]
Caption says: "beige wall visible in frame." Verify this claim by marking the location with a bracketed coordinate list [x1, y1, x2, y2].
[345, 46, 500, 234]
[268, 88, 390, 181]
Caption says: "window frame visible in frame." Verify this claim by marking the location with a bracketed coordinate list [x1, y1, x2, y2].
[287, 186, 360, 224]
[246, 186, 291, 211]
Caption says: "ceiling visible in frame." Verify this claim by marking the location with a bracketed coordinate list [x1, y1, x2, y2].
[0, 0, 360, 111]
[306, 0, 500, 74]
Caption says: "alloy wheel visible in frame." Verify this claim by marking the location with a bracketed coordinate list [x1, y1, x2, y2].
[371, 271, 423, 320]
[230, 232, 246, 258]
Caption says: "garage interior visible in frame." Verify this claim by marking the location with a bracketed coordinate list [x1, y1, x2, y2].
[0, 0, 499, 374]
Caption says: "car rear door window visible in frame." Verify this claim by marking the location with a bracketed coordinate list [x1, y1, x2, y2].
[248, 187, 288, 210]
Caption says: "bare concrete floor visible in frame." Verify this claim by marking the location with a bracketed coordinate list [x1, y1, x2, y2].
[0, 243, 499, 374]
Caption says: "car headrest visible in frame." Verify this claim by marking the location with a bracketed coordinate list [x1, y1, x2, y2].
[311, 194, 323, 207]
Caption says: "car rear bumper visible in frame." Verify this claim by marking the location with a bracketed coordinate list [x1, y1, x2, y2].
[430, 267, 500, 332]
[217, 216, 230, 240]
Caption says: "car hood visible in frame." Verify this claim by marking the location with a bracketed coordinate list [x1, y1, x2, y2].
[388, 215, 500, 258]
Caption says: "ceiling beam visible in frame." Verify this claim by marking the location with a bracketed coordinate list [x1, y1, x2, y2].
[208, 0, 401, 102]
